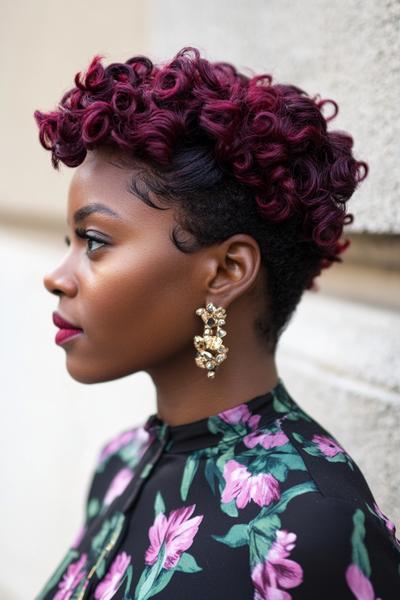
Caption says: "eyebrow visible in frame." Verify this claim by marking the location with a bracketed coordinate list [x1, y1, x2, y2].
[72, 202, 122, 225]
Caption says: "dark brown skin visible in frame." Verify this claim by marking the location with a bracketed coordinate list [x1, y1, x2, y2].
[43, 147, 279, 426]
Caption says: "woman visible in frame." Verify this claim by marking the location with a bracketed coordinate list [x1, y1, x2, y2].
[33, 46, 400, 599]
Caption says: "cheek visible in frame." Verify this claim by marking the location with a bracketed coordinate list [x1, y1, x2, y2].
[84, 248, 198, 354]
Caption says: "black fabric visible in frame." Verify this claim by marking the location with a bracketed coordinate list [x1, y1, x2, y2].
[35, 377, 400, 599]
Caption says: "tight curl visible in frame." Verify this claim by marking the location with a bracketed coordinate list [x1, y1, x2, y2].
[34, 46, 368, 353]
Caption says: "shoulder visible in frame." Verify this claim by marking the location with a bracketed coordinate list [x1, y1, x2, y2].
[276, 402, 379, 505]
[254, 404, 400, 552]
[247, 493, 400, 599]
[236, 405, 400, 598]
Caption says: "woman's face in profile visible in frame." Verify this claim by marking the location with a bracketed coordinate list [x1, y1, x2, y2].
[43, 149, 207, 384]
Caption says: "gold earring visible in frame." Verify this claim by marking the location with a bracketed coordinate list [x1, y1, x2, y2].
[194, 302, 229, 379]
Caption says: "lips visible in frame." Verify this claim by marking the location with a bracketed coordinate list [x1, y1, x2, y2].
[52, 311, 83, 346]
[52, 311, 82, 331]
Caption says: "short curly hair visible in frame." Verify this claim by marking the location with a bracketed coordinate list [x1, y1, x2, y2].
[34, 46, 368, 354]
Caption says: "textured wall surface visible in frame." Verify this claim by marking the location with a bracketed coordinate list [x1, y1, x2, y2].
[0, 0, 150, 221]
[148, 0, 400, 233]
[278, 293, 400, 525]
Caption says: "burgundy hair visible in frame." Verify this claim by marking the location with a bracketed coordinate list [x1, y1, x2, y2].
[34, 46, 368, 352]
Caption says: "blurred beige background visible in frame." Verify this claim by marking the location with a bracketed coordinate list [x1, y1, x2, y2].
[1, 1, 399, 598]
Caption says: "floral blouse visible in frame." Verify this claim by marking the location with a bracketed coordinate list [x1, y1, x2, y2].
[35, 377, 400, 599]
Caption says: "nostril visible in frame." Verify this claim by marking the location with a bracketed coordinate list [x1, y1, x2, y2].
[43, 274, 60, 295]
[43, 266, 77, 297]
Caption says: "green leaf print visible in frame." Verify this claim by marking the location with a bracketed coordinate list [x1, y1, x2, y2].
[119, 442, 148, 470]
[214, 446, 236, 486]
[212, 523, 249, 547]
[204, 457, 217, 494]
[272, 392, 312, 422]
[87, 497, 100, 521]
[154, 491, 165, 516]
[246, 449, 307, 482]
[327, 453, 348, 464]
[258, 481, 318, 518]
[292, 432, 353, 469]
[89, 512, 127, 586]
[134, 549, 202, 600]
[220, 497, 239, 517]
[92, 512, 124, 555]
[285, 407, 312, 422]
[139, 569, 175, 600]
[207, 415, 233, 436]
[122, 564, 134, 599]
[95, 554, 107, 581]
[180, 445, 232, 501]
[351, 508, 371, 578]
[135, 544, 167, 600]
[135, 548, 203, 600]
[272, 395, 289, 414]
[249, 513, 281, 568]
[212, 482, 318, 572]
[71, 575, 89, 600]
[174, 552, 202, 573]
[34, 549, 79, 600]
[180, 452, 201, 501]
[207, 414, 245, 436]
[292, 433, 322, 456]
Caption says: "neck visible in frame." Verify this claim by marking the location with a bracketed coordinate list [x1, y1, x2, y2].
[147, 339, 278, 427]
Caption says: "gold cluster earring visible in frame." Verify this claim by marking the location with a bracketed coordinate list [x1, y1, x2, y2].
[194, 302, 229, 379]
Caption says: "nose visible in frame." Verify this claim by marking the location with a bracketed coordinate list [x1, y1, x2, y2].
[43, 263, 78, 297]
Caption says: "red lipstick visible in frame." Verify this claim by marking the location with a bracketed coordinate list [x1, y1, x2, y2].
[52, 311, 83, 345]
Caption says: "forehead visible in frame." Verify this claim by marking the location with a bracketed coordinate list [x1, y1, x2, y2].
[69, 149, 131, 201]
[67, 149, 169, 226]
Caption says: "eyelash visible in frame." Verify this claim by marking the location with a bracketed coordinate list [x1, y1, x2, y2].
[64, 227, 107, 254]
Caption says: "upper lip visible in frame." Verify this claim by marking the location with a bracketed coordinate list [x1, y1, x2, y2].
[52, 311, 83, 330]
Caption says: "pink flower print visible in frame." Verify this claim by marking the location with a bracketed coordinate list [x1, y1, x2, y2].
[54, 553, 88, 600]
[98, 427, 149, 464]
[244, 429, 289, 450]
[372, 501, 397, 537]
[251, 529, 303, 599]
[219, 403, 250, 424]
[345, 564, 382, 600]
[219, 403, 261, 428]
[221, 459, 280, 509]
[103, 468, 134, 506]
[312, 434, 345, 457]
[145, 504, 204, 570]
[94, 551, 131, 600]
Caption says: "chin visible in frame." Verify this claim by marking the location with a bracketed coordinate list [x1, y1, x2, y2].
[66, 366, 104, 384]
[65, 357, 140, 384]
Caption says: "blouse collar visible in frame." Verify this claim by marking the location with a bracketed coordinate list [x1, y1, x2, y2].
[143, 377, 296, 453]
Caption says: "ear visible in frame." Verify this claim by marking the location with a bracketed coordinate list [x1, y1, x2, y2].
[203, 234, 262, 307]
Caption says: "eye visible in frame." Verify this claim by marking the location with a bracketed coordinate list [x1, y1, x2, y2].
[85, 235, 106, 253]
[64, 228, 107, 255]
